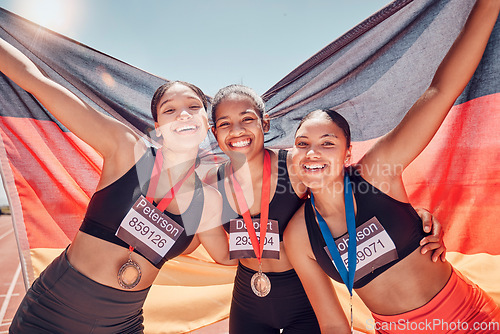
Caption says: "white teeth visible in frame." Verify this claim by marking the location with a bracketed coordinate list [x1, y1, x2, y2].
[303, 164, 326, 170]
[176, 125, 196, 132]
[231, 139, 251, 148]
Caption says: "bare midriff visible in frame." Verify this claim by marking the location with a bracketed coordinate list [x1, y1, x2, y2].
[239, 241, 295, 273]
[356, 248, 452, 316]
[66, 231, 159, 291]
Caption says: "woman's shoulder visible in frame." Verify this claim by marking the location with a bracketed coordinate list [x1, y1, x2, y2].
[202, 164, 221, 187]
[201, 181, 222, 199]
[284, 204, 306, 235]
[96, 137, 148, 191]
[283, 204, 312, 254]
[196, 181, 223, 230]
[200, 181, 223, 211]
[349, 162, 409, 202]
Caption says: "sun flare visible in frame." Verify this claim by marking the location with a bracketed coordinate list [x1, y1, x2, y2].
[13, 0, 82, 34]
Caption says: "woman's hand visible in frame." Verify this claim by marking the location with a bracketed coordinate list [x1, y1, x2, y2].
[415, 207, 447, 262]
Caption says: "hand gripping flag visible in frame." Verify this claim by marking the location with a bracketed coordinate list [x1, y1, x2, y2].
[0, 0, 498, 333]
[262, 0, 500, 330]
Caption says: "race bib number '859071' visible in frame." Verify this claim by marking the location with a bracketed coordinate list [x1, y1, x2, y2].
[229, 218, 280, 260]
[116, 195, 184, 265]
[325, 216, 398, 282]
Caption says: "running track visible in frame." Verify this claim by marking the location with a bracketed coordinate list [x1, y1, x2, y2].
[0, 214, 24, 334]
[1, 214, 370, 333]
[0, 214, 229, 333]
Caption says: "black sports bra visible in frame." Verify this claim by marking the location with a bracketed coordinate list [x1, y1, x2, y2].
[80, 147, 204, 269]
[304, 167, 428, 288]
[217, 149, 304, 241]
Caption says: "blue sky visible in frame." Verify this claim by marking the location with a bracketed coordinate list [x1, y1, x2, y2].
[0, 0, 390, 95]
[0, 0, 390, 205]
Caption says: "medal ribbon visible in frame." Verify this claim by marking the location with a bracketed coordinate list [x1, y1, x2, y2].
[229, 150, 271, 262]
[146, 148, 196, 212]
[310, 171, 357, 296]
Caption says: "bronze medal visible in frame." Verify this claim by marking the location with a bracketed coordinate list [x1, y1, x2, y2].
[115, 149, 195, 289]
[229, 151, 273, 297]
[251, 269, 271, 297]
[117, 251, 142, 289]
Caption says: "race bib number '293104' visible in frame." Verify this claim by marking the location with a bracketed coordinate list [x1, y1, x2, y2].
[229, 218, 280, 260]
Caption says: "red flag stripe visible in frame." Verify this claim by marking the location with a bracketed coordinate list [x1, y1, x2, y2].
[350, 93, 500, 255]
[0, 116, 101, 248]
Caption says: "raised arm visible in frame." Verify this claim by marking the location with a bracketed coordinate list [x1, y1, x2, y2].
[362, 0, 500, 171]
[0, 38, 140, 158]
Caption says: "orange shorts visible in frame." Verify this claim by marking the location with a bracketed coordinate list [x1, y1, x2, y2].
[371, 268, 500, 333]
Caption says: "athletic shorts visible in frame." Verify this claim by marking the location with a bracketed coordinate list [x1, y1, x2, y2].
[229, 262, 320, 334]
[371, 268, 500, 334]
[9, 248, 150, 334]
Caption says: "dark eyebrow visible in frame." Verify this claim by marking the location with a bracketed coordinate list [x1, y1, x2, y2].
[295, 133, 338, 140]
[240, 109, 257, 115]
[158, 96, 200, 110]
[215, 109, 257, 123]
[215, 115, 229, 123]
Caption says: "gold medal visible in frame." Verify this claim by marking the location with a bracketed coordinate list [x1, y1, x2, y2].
[117, 249, 142, 289]
[251, 265, 271, 297]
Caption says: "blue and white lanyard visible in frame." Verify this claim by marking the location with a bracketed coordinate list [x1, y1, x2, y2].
[310, 171, 357, 331]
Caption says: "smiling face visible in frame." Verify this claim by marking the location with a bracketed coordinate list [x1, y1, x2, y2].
[154, 82, 209, 151]
[212, 94, 269, 161]
[292, 113, 351, 190]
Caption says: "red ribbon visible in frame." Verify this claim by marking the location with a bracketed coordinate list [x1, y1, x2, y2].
[229, 150, 271, 262]
[146, 148, 195, 212]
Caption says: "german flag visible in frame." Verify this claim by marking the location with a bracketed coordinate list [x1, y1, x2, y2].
[0, 6, 235, 334]
[0, 0, 498, 333]
[262, 0, 500, 331]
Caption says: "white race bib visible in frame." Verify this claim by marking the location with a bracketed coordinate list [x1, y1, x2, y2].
[229, 218, 280, 260]
[116, 195, 184, 264]
[325, 216, 398, 282]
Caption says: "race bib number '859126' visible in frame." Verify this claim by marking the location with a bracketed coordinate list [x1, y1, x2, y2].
[116, 195, 184, 265]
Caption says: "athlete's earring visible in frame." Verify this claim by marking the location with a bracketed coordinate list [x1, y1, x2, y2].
[344, 146, 352, 167]
[154, 123, 162, 138]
